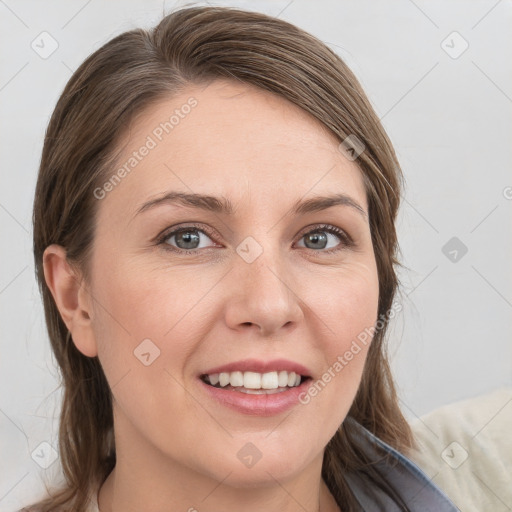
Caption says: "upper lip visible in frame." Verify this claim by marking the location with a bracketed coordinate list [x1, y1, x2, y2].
[200, 358, 312, 377]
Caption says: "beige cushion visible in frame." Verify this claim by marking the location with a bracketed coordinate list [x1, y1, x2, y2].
[407, 387, 512, 512]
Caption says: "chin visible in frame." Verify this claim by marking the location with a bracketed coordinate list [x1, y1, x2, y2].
[194, 438, 321, 487]
[209, 462, 310, 489]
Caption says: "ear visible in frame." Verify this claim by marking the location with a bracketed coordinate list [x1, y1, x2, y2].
[42, 244, 98, 357]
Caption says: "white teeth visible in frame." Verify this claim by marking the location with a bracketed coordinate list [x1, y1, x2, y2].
[261, 371, 278, 389]
[244, 371, 261, 389]
[219, 372, 230, 387]
[230, 371, 244, 387]
[205, 370, 304, 390]
[278, 370, 288, 387]
[237, 387, 288, 395]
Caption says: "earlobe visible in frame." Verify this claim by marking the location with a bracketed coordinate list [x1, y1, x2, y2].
[42, 244, 98, 357]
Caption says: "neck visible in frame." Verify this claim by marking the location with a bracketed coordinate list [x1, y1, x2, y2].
[97, 407, 341, 512]
[99, 469, 339, 512]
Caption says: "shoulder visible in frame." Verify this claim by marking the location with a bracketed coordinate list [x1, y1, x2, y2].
[344, 417, 459, 510]
[407, 387, 512, 511]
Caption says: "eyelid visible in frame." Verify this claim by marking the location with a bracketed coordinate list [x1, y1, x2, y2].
[155, 222, 220, 250]
[155, 222, 354, 254]
[296, 223, 354, 247]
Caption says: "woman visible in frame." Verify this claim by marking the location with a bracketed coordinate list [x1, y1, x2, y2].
[25, 6, 458, 511]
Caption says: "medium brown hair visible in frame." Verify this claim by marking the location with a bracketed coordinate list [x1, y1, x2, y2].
[28, 5, 413, 511]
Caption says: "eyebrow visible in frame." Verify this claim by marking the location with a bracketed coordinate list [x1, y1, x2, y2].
[135, 191, 368, 220]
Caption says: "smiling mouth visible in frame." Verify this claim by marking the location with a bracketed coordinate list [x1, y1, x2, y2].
[200, 370, 311, 394]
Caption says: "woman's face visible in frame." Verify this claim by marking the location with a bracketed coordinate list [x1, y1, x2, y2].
[80, 79, 379, 485]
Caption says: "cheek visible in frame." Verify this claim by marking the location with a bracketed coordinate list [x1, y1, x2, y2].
[305, 260, 379, 412]
[333, 270, 379, 350]
[308, 258, 380, 345]
[334, 262, 379, 363]
[87, 256, 167, 378]
[88, 260, 200, 427]
[89, 255, 218, 388]
[91, 253, 182, 338]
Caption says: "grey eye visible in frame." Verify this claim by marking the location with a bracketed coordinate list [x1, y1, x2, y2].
[303, 232, 327, 250]
[297, 230, 342, 251]
[165, 228, 213, 250]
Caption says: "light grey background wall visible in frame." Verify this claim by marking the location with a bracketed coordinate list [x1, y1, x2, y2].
[1, 0, 511, 509]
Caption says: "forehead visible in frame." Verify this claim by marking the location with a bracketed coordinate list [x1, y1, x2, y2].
[101, 79, 368, 217]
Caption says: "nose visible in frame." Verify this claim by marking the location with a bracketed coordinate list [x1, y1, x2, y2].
[224, 247, 304, 337]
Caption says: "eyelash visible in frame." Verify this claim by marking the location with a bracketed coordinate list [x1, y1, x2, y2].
[155, 222, 355, 256]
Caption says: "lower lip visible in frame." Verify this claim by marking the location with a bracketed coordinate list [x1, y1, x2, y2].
[199, 378, 312, 416]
